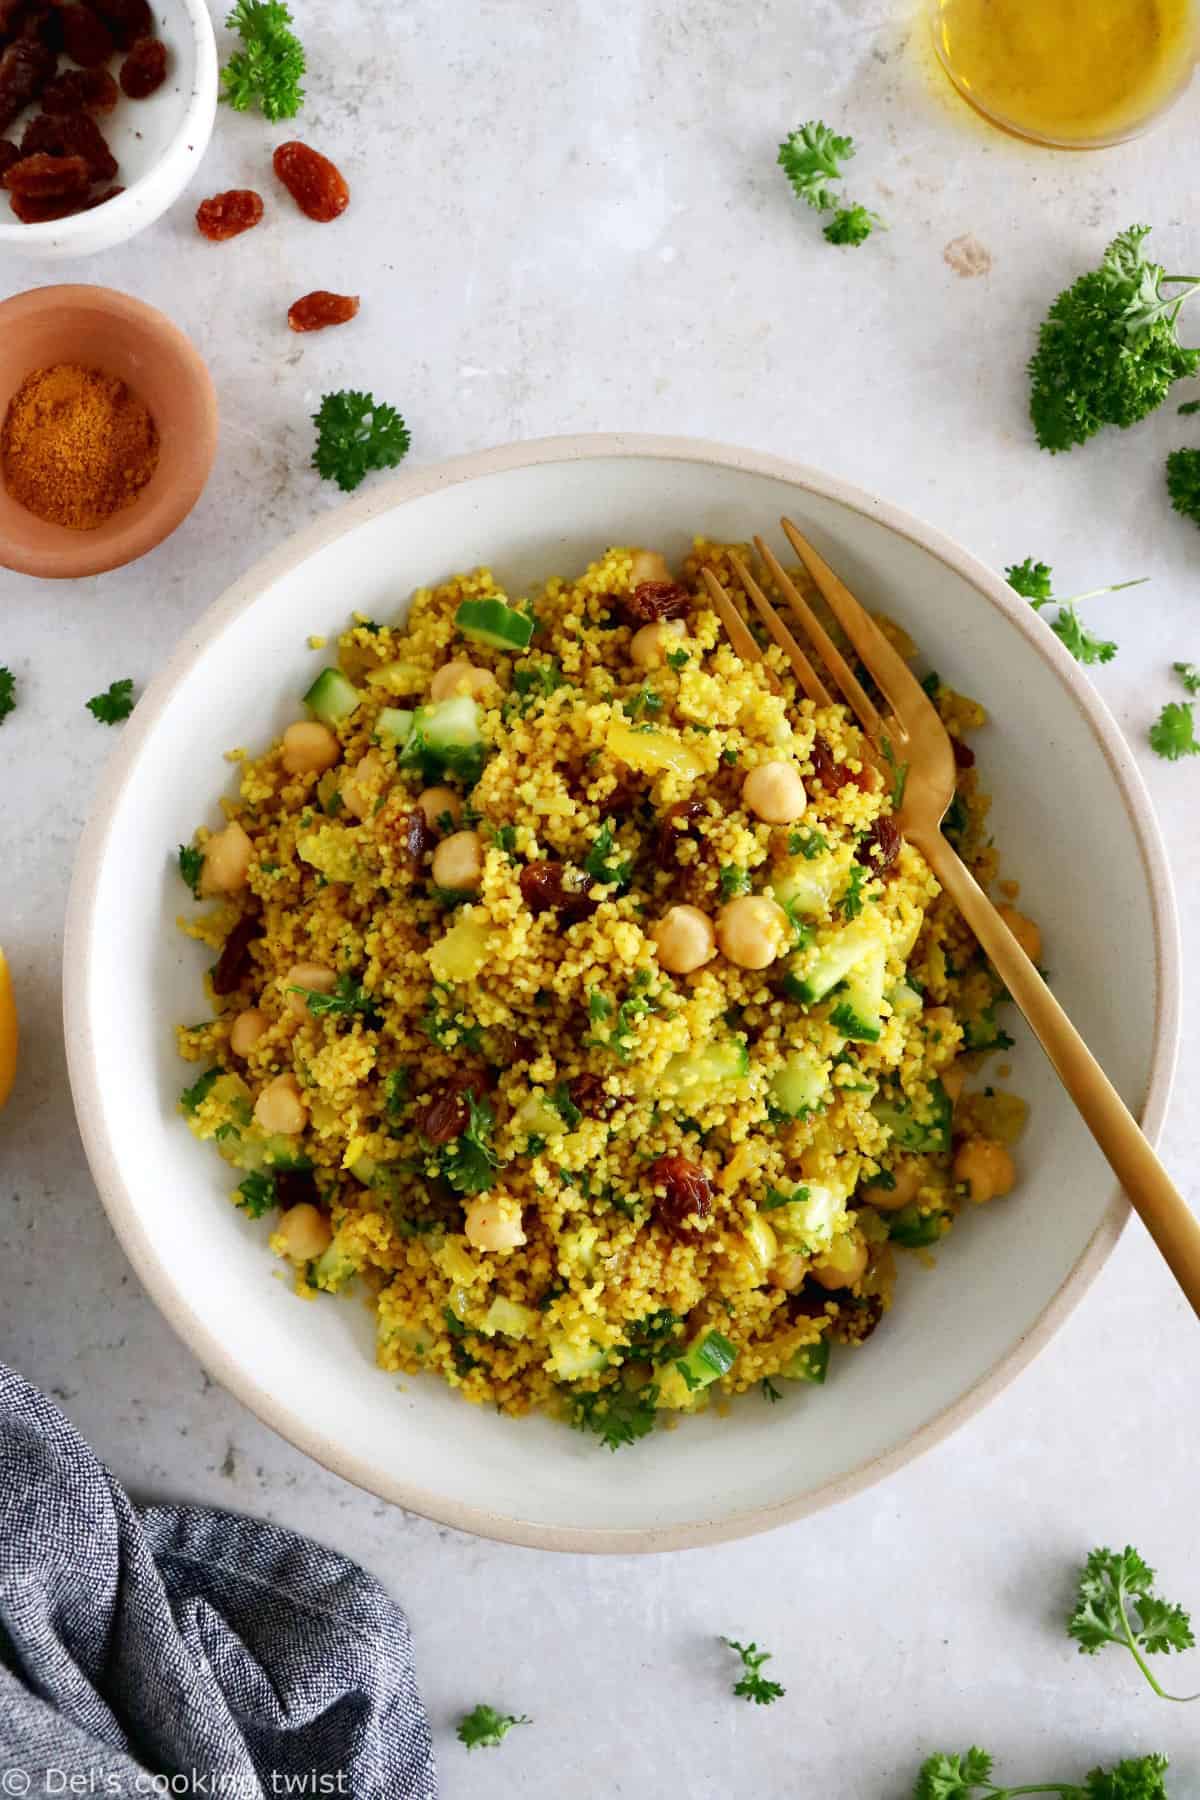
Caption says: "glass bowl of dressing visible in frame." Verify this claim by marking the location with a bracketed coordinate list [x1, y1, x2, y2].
[928, 0, 1199, 148]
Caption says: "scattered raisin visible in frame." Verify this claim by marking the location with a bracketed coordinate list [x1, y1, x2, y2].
[648, 1154, 712, 1239]
[0, 0, 26, 39]
[4, 150, 89, 196]
[15, 3, 62, 49]
[211, 914, 262, 997]
[416, 1070, 489, 1145]
[568, 1071, 616, 1119]
[855, 815, 902, 875]
[274, 1169, 320, 1212]
[809, 732, 872, 795]
[618, 580, 691, 627]
[518, 860, 596, 925]
[0, 137, 17, 176]
[950, 736, 975, 770]
[59, 4, 113, 67]
[8, 185, 82, 220]
[119, 34, 166, 97]
[597, 768, 640, 819]
[396, 805, 434, 867]
[22, 110, 117, 181]
[288, 289, 360, 333]
[195, 187, 264, 241]
[0, 37, 55, 134]
[94, 0, 151, 49]
[40, 65, 119, 111]
[655, 796, 704, 869]
[272, 139, 349, 222]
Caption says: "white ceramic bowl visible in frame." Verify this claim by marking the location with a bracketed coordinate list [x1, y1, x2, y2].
[63, 435, 1180, 1552]
[0, 0, 217, 259]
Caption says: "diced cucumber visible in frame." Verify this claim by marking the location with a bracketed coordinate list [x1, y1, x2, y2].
[769, 1047, 829, 1117]
[399, 696, 485, 785]
[772, 852, 842, 920]
[887, 980, 924, 1020]
[829, 942, 887, 1044]
[872, 1078, 952, 1154]
[310, 1231, 357, 1292]
[481, 1296, 538, 1339]
[769, 1182, 845, 1253]
[781, 1338, 830, 1385]
[659, 1038, 749, 1104]
[455, 597, 535, 651]
[375, 707, 414, 748]
[514, 1093, 564, 1142]
[887, 1204, 949, 1248]
[548, 1338, 609, 1381]
[304, 667, 361, 726]
[673, 1328, 738, 1392]
[785, 913, 889, 1006]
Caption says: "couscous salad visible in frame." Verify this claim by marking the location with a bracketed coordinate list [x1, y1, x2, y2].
[175, 540, 1031, 1447]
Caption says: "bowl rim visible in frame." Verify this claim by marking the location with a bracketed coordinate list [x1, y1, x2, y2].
[62, 431, 1182, 1554]
[0, 0, 218, 250]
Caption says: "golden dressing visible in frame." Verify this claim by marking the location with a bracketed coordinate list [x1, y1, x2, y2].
[931, 0, 1196, 145]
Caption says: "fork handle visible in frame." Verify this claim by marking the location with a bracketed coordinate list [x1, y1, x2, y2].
[916, 829, 1200, 1319]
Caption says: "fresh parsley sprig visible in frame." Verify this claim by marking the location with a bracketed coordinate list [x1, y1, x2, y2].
[777, 120, 882, 247]
[178, 844, 204, 898]
[1069, 1546, 1198, 1701]
[913, 1748, 1170, 1800]
[220, 0, 306, 121]
[313, 391, 411, 493]
[1149, 701, 1200, 761]
[720, 1637, 785, 1705]
[85, 678, 136, 725]
[456, 1703, 531, 1750]
[1166, 447, 1200, 529]
[0, 666, 16, 725]
[1005, 558, 1146, 666]
[1171, 661, 1200, 694]
[438, 1093, 501, 1196]
[1029, 225, 1200, 454]
[569, 1379, 659, 1450]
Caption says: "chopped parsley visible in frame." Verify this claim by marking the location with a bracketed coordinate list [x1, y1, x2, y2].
[837, 863, 867, 920]
[312, 390, 410, 493]
[0, 666, 15, 725]
[384, 1068, 409, 1124]
[720, 745, 740, 766]
[788, 827, 828, 858]
[582, 820, 632, 890]
[439, 1093, 501, 1195]
[1069, 1545, 1198, 1701]
[881, 737, 908, 810]
[1149, 701, 1200, 761]
[762, 1184, 809, 1211]
[761, 1377, 782, 1403]
[623, 1308, 685, 1363]
[487, 823, 518, 857]
[220, 0, 305, 120]
[288, 974, 381, 1024]
[177, 843, 204, 898]
[720, 1637, 785, 1706]
[512, 660, 566, 703]
[85, 678, 136, 725]
[666, 647, 690, 670]
[625, 684, 664, 721]
[823, 202, 880, 247]
[180, 1068, 220, 1114]
[548, 1083, 582, 1129]
[718, 865, 752, 901]
[569, 1380, 659, 1450]
[456, 1704, 531, 1751]
[1172, 661, 1200, 694]
[235, 1171, 277, 1219]
[421, 984, 484, 1052]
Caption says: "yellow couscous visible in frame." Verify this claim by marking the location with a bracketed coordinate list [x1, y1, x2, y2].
[175, 539, 1029, 1448]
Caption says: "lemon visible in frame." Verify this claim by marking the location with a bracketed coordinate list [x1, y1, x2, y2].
[0, 946, 16, 1111]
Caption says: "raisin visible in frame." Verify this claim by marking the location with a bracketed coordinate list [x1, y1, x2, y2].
[288, 289, 360, 333]
[950, 735, 975, 770]
[647, 1154, 711, 1240]
[273, 139, 349, 222]
[0, 0, 25, 38]
[195, 187, 264, 241]
[831, 1294, 884, 1344]
[655, 796, 704, 869]
[119, 34, 166, 97]
[855, 815, 902, 875]
[41, 65, 119, 112]
[416, 1070, 489, 1145]
[22, 4, 63, 49]
[567, 1071, 616, 1119]
[0, 137, 17, 176]
[393, 805, 434, 867]
[59, 4, 113, 66]
[519, 860, 596, 925]
[0, 37, 55, 133]
[273, 1169, 321, 1212]
[597, 768, 640, 819]
[22, 110, 117, 180]
[94, 0, 151, 49]
[619, 581, 691, 627]
[8, 186, 84, 220]
[4, 151, 90, 196]
[809, 732, 872, 795]
[211, 913, 262, 997]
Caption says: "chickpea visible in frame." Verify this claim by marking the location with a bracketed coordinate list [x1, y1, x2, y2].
[810, 1232, 869, 1291]
[285, 962, 336, 1020]
[254, 1072, 307, 1136]
[280, 720, 340, 776]
[715, 894, 790, 971]
[429, 660, 498, 703]
[941, 1062, 966, 1104]
[768, 1250, 808, 1293]
[629, 548, 671, 586]
[276, 1202, 331, 1264]
[199, 821, 253, 896]
[630, 618, 687, 670]
[861, 1159, 923, 1212]
[997, 903, 1042, 965]
[340, 750, 387, 821]
[652, 904, 717, 975]
[416, 785, 463, 832]
[954, 1135, 1016, 1204]
[742, 760, 808, 825]
[464, 1195, 526, 1252]
[229, 1008, 269, 1058]
[432, 830, 485, 892]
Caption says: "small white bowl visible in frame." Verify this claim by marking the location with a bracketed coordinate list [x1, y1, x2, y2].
[64, 435, 1180, 1552]
[0, 0, 217, 260]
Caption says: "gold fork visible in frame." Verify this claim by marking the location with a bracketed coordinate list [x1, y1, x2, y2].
[702, 521, 1200, 1319]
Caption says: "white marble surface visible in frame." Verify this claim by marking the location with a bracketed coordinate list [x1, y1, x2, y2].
[3, 3, 1200, 1795]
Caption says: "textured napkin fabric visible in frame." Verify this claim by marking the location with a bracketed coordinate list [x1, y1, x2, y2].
[0, 1364, 438, 1799]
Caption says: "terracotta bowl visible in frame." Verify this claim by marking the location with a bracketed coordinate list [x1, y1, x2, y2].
[0, 284, 217, 579]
